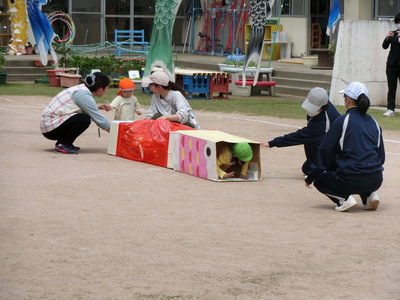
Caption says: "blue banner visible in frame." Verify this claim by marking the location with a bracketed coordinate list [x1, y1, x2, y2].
[327, 0, 340, 36]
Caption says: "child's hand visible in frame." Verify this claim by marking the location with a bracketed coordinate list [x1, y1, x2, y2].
[98, 104, 112, 111]
[223, 172, 235, 179]
[239, 174, 249, 179]
[260, 142, 270, 147]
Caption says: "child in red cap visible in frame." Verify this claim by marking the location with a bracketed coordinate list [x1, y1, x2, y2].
[110, 78, 142, 120]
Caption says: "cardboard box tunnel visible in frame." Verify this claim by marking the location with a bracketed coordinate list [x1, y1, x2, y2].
[108, 121, 261, 181]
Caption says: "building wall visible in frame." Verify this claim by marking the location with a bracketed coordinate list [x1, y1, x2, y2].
[279, 17, 308, 57]
[344, 0, 373, 21]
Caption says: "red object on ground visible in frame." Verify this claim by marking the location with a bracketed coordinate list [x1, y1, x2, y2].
[234, 79, 277, 86]
[116, 119, 195, 167]
[209, 74, 230, 99]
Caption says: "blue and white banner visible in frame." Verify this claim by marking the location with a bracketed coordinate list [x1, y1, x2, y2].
[327, 0, 340, 36]
[27, 0, 58, 66]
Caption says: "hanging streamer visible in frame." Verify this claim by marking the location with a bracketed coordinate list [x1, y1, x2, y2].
[7, 0, 28, 55]
[142, 0, 183, 82]
[242, 0, 275, 86]
[27, 0, 58, 66]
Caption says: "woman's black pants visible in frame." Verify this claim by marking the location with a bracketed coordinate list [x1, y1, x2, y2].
[42, 114, 91, 145]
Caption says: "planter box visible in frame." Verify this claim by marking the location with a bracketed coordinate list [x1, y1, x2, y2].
[132, 79, 142, 90]
[303, 56, 318, 67]
[59, 73, 82, 87]
[46, 69, 66, 86]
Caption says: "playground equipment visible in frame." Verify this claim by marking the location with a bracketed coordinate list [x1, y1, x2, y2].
[193, 0, 250, 56]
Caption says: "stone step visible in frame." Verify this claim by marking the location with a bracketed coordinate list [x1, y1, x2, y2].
[273, 69, 332, 82]
[273, 76, 331, 90]
[275, 85, 312, 98]
[7, 73, 48, 82]
[4, 56, 55, 82]
[5, 67, 51, 82]
[6, 66, 50, 75]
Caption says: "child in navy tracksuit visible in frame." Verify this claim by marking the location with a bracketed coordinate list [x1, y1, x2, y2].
[263, 87, 340, 175]
[305, 82, 385, 212]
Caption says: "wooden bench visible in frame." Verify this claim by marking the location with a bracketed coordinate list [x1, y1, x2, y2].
[235, 79, 276, 96]
[114, 30, 149, 56]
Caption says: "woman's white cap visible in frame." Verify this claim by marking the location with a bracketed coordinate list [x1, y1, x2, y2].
[301, 87, 329, 113]
[339, 82, 369, 99]
[142, 71, 170, 87]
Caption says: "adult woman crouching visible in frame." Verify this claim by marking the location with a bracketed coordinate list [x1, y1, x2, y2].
[40, 72, 111, 154]
[305, 82, 385, 212]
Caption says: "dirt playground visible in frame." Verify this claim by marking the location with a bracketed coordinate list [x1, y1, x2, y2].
[1, 95, 400, 299]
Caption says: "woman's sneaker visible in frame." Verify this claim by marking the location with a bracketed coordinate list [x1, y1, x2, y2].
[335, 195, 357, 212]
[383, 109, 395, 117]
[364, 191, 380, 210]
[55, 144, 78, 154]
[70, 144, 80, 151]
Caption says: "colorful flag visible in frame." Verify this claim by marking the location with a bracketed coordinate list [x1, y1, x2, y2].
[327, 0, 340, 36]
[27, 0, 58, 66]
[143, 0, 182, 83]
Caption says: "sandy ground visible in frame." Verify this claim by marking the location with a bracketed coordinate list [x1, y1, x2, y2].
[1, 95, 400, 300]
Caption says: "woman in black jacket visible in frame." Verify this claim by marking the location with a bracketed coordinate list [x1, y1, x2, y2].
[382, 12, 400, 117]
[305, 82, 385, 212]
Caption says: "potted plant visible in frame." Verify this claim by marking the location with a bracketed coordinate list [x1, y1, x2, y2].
[0, 51, 7, 84]
[328, 39, 336, 66]
[59, 68, 81, 87]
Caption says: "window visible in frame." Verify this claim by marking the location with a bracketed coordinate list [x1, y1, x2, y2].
[42, 0, 68, 14]
[377, 0, 400, 18]
[72, 0, 101, 12]
[71, 13, 102, 44]
[106, 0, 130, 15]
[281, 0, 306, 16]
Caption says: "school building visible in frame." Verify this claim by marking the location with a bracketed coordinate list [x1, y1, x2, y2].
[0, 0, 398, 58]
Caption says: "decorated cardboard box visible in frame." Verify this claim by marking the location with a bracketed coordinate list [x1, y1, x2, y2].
[107, 120, 194, 167]
[108, 122, 261, 182]
[168, 130, 261, 182]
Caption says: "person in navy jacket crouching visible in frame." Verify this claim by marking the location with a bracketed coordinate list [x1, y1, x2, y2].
[262, 87, 340, 175]
[305, 82, 385, 212]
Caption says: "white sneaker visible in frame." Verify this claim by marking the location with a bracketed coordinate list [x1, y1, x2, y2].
[383, 109, 395, 117]
[364, 191, 380, 210]
[335, 195, 357, 212]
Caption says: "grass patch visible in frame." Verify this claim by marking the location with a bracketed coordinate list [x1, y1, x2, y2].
[1, 82, 399, 131]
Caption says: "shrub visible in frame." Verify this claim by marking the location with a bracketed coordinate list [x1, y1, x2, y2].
[67, 55, 145, 78]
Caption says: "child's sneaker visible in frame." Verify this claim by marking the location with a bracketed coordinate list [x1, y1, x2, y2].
[55, 144, 78, 154]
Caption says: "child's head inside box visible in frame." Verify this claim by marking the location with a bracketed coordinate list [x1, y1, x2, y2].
[168, 130, 261, 182]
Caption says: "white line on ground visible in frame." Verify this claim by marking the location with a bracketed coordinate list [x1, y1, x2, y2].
[201, 113, 400, 148]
